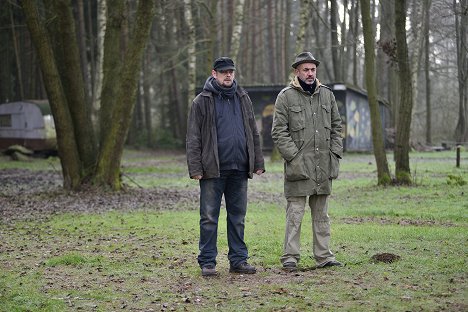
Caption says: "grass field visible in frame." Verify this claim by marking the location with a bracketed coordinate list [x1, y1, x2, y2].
[0, 150, 467, 311]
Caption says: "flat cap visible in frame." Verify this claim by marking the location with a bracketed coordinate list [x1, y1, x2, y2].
[291, 52, 320, 68]
[213, 57, 236, 71]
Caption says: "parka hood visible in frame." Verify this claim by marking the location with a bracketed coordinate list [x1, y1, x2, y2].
[290, 76, 322, 94]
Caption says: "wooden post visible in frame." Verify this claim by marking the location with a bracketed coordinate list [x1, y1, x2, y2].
[456, 145, 461, 168]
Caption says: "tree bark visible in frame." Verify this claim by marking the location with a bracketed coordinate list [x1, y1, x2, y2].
[76, 0, 91, 106]
[185, 0, 196, 110]
[51, 0, 97, 177]
[454, 0, 468, 143]
[94, 0, 155, 189]
[21, 0, 82, 189]
[100, 0, 125, 145]
[360, 0, 391, 185]
[295, 0, 311, 55]
[9, 2, 24, 100]
[424, 0, 432, 145]
[142, 51, 153, 147]
[351, 0, 360, 86]
[230, 0, 245, 64]
[330, 0, 341, 81]
[394, 0, 413, 184]
[92, 0, 106, 126]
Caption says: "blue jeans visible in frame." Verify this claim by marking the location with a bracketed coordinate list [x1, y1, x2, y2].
[198, 170, 249, 268]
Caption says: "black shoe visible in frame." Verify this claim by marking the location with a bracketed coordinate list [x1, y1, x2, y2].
[317, 260, 343, 268]
[229, 262, 256, 274]
[282, 262, 298, 272]
[201, 265, 218, 276]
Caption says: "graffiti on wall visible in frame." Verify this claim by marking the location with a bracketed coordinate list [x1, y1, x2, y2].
[346, 93, 372, 151]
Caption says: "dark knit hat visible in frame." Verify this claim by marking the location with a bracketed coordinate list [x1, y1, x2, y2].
[291, 52, 320, 68]
[213, 57, 236, 71]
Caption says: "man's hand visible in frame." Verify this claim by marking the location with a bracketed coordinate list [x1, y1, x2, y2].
[255, 169, 264, 176]
[192, 175, 203, 180]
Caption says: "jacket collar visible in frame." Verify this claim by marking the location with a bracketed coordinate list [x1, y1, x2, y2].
[290, 76, 322, 95]
[201, 86, 247, 98]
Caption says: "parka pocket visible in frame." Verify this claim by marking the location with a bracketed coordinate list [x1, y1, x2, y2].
[329, 151, 340, 179]
[285, 153, 310, 182]
[289, 106, 305, 149]
[289, 106, 305, 130]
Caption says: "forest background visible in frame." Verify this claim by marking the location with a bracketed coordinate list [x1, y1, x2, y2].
[0, 0, 467, 189]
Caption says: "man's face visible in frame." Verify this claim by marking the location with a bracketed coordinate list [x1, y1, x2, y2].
[295, 63, 317, 85]
[212, 69, 235, 87]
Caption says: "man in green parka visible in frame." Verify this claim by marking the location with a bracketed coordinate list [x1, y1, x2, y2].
[271, 52, 343, 271]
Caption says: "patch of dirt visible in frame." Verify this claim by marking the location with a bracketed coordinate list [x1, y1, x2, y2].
[371, 253, 401, 263]
[0, 168, 283, 224]
[341, 216, 456, 227]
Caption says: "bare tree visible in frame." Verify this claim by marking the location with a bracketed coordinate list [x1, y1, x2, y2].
[9, 1, 24, 100]
[21, 0, 84, 188]
[230, 0, 245, 63]
[21, 0, 155, 190]
[76, 0, 91, 104]
[424, 0, 432, 145]
[454, 0, 468, 142]
[394, 0, 413, 184]
[295, 0, 311, 55]
[185, 0, 196, 110]
[92, 0, 106, 120]
[360, 0, 391, 185]
[330, 0, 341, 81]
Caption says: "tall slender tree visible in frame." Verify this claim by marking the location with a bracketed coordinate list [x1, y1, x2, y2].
[394, 0, 413, 184]
[454, 0, 468, 143]
[330, 0, 341, 81]
[360, 0, 391, 185]
[424, 0, 432, 145]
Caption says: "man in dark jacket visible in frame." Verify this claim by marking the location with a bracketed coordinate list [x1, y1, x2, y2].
[186, 57, 265, 277]
[271, 52, 343, 272]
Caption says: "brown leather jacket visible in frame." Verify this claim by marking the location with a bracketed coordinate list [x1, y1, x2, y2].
[186, 86, 265, 179]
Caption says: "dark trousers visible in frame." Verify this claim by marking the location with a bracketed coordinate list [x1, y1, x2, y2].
[198, 170, 249, 268]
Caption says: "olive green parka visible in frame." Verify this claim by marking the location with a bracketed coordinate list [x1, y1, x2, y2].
[271, 77, 343, 196]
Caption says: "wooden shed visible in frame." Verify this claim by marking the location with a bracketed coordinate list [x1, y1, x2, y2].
[243, 83, 393, 152]
[0, 100, 57, 152]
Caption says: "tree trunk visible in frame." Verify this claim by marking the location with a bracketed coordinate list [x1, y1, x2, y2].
[92, 0, 106, 126]
[76, 0, 91, 106]
[9, 2, 24, 100]
[249, 0, 259, 83]
[341, 0, 348, 81]
[295, 0, 311, 55]
[330, 0, 341, 81]
[360, 0, 391, 185]
[266, 0, 277, 83]
[21, 0, 82, 189]
[51, 0, 97, 177]
[142, 52, 153, 147]
[454, 0, 468, 143]
[94, 0, 155, 189]
[282, 0, 291, 82]
[185, 0, 196, 111]
[377, 0, 394, 101]
[352, 0, 360, 86]
[86, 0, 96, 91]
[409, 1, 425, 147]
[424, 0, 432, 145]
[230, 0, 245, 64]
[100, 0, 125, 145]
[394, 0, 413, 184]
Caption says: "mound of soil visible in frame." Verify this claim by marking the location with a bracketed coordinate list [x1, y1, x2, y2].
[371, 253, 401, 263]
